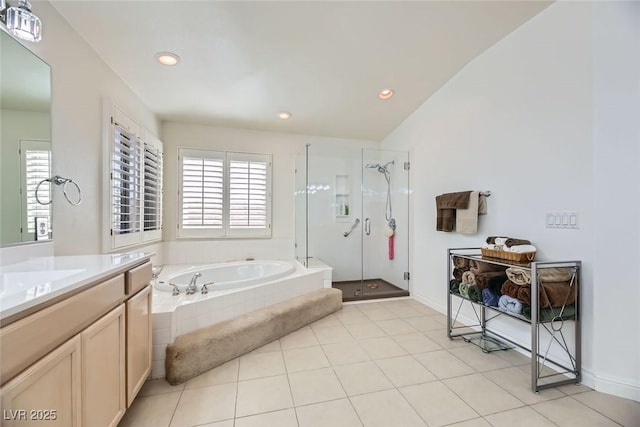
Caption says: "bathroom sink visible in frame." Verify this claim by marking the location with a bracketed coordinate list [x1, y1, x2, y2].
[0, 269, 85, 298]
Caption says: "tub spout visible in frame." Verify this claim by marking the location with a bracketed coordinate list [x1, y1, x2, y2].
[186, 272, 201, 295]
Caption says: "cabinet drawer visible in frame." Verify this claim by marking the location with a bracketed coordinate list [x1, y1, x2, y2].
[0, 275, 124, 385]
[125, 262, 152, 295]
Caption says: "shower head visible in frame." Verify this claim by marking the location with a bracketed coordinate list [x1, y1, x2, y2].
[365, 161, 394, 174]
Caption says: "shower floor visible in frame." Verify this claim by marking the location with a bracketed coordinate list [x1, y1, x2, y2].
[332, 278, 409, 302]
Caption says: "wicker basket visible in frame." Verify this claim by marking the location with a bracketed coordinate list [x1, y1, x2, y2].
[481, 247, 536, 263]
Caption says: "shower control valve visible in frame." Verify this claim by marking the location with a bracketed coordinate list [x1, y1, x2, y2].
[170, 282, 180, 296]
[201, 282, 214, 294]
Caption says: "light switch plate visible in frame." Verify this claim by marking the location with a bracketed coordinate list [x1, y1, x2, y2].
[546, 211, 579, 229]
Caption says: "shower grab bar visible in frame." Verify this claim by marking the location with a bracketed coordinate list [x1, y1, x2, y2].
[343, 218, 360, 237]
[364, 218, 371, 236]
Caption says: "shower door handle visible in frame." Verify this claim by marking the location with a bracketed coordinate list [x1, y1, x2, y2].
[364, 218, 371, 235]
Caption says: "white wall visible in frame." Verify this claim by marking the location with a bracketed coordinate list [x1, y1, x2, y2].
[382, 1, 639, 400]
[161, 121, 376, 265]
[21, 2, 160, 256]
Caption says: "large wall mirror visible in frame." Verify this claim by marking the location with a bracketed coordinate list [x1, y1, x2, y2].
[0, 30, 52, 246]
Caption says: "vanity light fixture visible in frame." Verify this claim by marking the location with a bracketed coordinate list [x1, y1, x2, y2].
[0, 0, 42, 43]
[155, 52, 180, 66]
[378, 88, 394, 100]
[278, 111, 292, 120]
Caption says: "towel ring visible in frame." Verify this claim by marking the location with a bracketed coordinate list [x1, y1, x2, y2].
[35, 175, 83, 206]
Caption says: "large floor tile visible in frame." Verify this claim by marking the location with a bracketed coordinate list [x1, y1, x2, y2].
[288, 367, 346, 406]
[309, 314, 342, 329]
[118, 391, 182, 427]
[531, 396, 621, 426]
[361, 307, 398, 321]
[322, 341, 370, 366]
[423, 330, 469, 349]
[385, 304, 426, 319]
[375, 355, 437, 387]
[238, 350, 286, 380]
[448, 345, 513, 372]
[358, 336, 408, 359]
[280, 327, 320, 349]
[234, 409, 298, 427]
[344, 321, 387, 339]
[139, 378, 185, 397]
[392, 332, 442, 354]
[494, 348, 531, 366]
[249, 339, 282, 354]
[446, 418, 492, 427]
[296, 398, 363, 427]
[333, 361, 394, 396]
[170, 383, 237, 427]
[404, 315, 446, 332]
[399, 381, 479, 427]
[313, 325, 355, 344]
[350, 388, 426, 427]
[375, 318, 417, 335]
[185, 359, 239, 389]
[572, 391, 640, 427]
[483, 366, 564, 405]
[443, 373, 524, 416]
[195, 420, 234, 427]
[283, 345, 330, 373]
[235, 375, 293, 417]
[484, 406, 556, 427]
[335, 310, 370, 325]
[413, 349, 475, 379]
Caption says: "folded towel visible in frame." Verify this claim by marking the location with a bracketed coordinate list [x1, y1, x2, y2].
[436, 191, 472, 232]
[450, 279, 461, 293]
[522, 304, 577, 322]
[453, 268, 465, 281]
[461, 271, 476, 285]
[478, 194, 488, 215]
[498, 295, 523, 314]
[538, 267, 574, 283]
[506, 267, 531, 285]
[504, 244, 537, 253]
[467, 285, 482, 303]
[494, 237, 508, 246]
[459, 282, 470, 298]
[516, 281, 576, 308]
[488, 275, 507, 296]
[504, 238, 532, 248]
[500, 279, 521, 299]
[486, 236, 508, 244]
[482, 288, 500, 307]
[455, 191, 480, 235]
[474, 271, 509, 289]
[452, 256, 470, 269]
[469, 260, 506, 274]
[481, 243, 497, 249]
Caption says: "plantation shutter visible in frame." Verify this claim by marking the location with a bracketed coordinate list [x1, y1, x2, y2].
[228, 152, 270, 231]
[143, 142, 162, 232]
[24, 147, 51, 234]
[112, 124, 141, 237]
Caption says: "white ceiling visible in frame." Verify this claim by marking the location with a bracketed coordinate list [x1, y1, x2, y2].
[49, 1, 551, 141]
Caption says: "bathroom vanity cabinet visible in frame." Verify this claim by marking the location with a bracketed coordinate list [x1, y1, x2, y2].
[0, 257, 152, 427]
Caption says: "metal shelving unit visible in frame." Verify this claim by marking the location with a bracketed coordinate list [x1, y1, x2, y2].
[447, 247, 581, 393]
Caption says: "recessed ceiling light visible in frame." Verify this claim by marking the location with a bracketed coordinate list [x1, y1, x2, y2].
[278, 111, 292, 120]
[155, 52, 180, 66]
[378, 88, 394, 99]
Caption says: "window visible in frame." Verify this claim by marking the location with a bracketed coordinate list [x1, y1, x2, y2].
[178, 148, 271, 238]
[108, 106, 163, 249]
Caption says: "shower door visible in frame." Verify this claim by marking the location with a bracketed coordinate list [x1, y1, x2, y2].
[361, 149, 410, 297]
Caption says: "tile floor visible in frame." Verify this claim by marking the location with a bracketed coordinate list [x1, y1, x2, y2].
[118, 298, 640, 427]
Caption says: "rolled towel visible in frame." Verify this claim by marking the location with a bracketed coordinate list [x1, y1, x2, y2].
[482, 288, 500, 307]
[494, 237, 508, 246]
[481, 243, 497, 249]
[461, 271, 476, 285]
[504, 238, 532, 248]
[516, 281, 576, 308]
[453, 268, 465, 281]
[469, 260, 506, 274]
[500, 279, 520, 299]
[474, 271, 509, 289]
[538, 267, 574, 283]
[467, 285, 482, 303]
[449, 279, 461, 293]
[504, 244, 537, 253]
[522, 304, 577, 322]
[452, 256, 470, 269]
[488, 275, 507, 296]
[506, 267, 531, 285]
[486, 236, 508, 244]
[498, 295, 523, 315]
[459, 282, 470, 298]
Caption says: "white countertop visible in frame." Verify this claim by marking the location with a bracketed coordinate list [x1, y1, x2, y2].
[0, 252, 153, 322]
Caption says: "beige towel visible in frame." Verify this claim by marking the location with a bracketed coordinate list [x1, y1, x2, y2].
[478, 194, 488, 215]
[456, 191, 480, 234]
[506, 267, 532, 285]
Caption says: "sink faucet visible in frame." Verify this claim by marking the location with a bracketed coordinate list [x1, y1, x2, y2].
[186, 273, 201, 295]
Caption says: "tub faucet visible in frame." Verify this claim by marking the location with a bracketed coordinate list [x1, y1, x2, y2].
[186, 273, 201, 295]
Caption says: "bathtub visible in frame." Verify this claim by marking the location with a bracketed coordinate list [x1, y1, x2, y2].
[157, 260, 296, 292]
[150, 259, 330, 379]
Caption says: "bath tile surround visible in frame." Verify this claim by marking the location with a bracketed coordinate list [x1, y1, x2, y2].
[120, 298, 640, 427]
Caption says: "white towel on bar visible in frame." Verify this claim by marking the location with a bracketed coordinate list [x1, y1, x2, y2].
[455, 191, 479, 234]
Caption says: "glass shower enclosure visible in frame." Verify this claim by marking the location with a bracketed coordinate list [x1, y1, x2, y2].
[295, 144, 410, 301]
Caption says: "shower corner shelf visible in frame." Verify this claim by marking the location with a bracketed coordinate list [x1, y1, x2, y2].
[446, 247, 582, 393]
